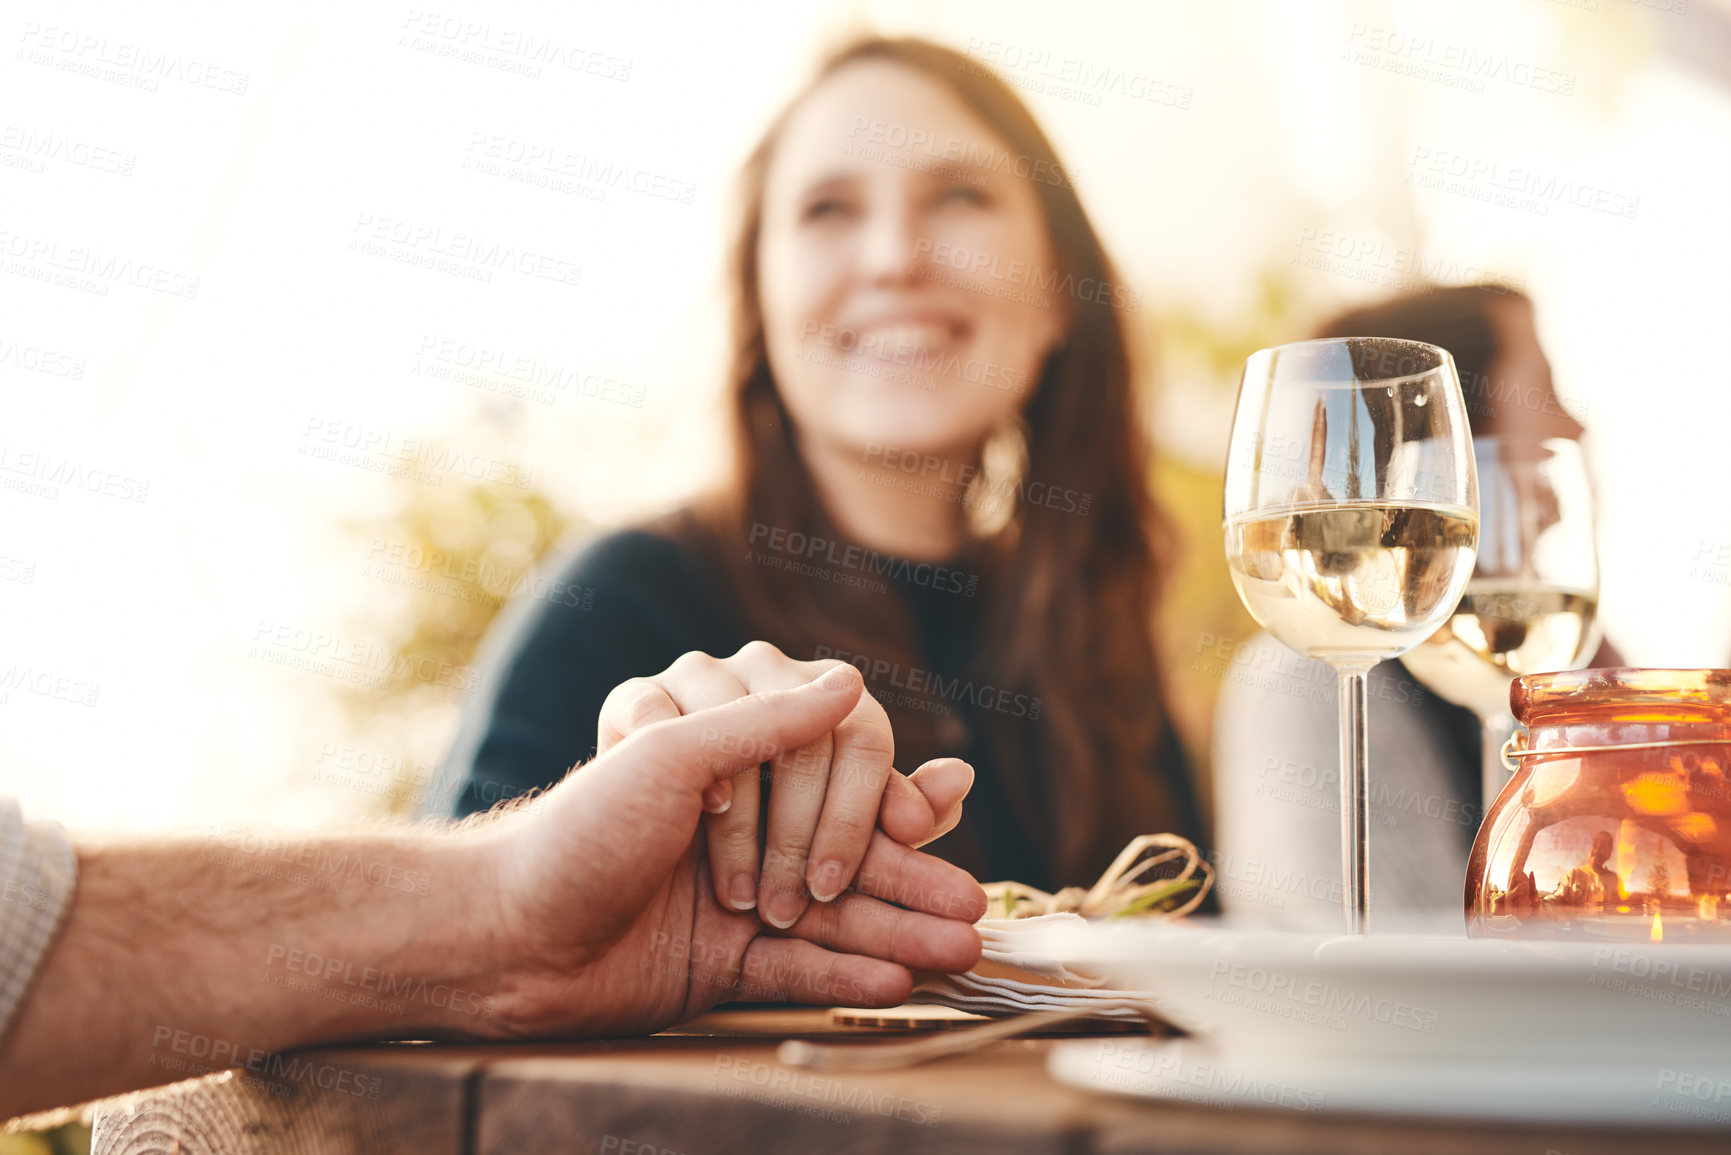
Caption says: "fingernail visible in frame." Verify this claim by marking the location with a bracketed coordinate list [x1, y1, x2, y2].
[703, 786, 731, 814]
[816, 664, 856, 692]
[808, 860, 845, 903]
[728, 874, 757, 911]
[764, 890, 804, 929]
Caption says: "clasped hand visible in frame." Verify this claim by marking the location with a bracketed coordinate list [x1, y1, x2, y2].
[478, 643, 985, 1037]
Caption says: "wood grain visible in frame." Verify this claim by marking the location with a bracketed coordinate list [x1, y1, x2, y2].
[475, 1043, 1081, 1155]
[90, 1046, 481, 1155]
[87, 1011, 1731, 1155]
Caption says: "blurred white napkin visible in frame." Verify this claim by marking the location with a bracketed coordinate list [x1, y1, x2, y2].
[907, 912, 1152, 1021]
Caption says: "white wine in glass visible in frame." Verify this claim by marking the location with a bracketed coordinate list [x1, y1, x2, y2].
[1224, 338, 1478, 934]
[1226, 504, 1478, 666]
[1399, 438, 1600, 809]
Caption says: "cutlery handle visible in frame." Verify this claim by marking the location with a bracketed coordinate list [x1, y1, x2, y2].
[775, 1002, 1159, 1072]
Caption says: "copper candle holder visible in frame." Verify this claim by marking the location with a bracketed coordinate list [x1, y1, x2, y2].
[1465, 668, 1731, 942]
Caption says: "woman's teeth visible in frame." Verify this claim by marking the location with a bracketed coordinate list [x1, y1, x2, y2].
[865, 322, 956, 358]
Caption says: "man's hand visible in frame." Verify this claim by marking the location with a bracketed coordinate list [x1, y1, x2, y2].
[596, 642, 971, 929]
[480, 662, 985, 1037]
[0, 666, 984, 1117]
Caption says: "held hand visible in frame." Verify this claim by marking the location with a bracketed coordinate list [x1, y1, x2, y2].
[596, 642, 970, 930]
[481, 668, 985, 1038]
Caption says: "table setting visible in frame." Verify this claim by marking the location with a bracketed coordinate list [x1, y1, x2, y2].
[762, 335, 1731, 1131]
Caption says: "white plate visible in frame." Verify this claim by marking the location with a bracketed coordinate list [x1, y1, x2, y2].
[1048, 1037, 1731, 1126]
[1023, 921, 1731, 1066]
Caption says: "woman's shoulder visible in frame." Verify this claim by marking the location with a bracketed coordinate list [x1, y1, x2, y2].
[462, 513, 741, 699]
[532, 511, 743, 650]
[547, 511, 714, 597]
[556, 522, 691, 585]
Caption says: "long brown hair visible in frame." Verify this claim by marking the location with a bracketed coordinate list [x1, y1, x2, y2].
[673, 35, 1185, 883]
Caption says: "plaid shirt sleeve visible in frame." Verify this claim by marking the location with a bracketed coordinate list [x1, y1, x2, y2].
[0, 798, 77, 1043]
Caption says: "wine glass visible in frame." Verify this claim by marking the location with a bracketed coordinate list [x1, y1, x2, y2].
[1223, 338, 1479, 934]
[1399, 437, 1600, 815]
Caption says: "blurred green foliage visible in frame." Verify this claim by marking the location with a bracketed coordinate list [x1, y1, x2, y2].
[1148, 266, 1318, 818]
[335, 440, 585, 816]
[1156, 266, 1315, 384]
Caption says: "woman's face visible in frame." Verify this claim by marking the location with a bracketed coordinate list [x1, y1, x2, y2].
[756, 60, 1066, 464]
[1485, 296, 1585, 444]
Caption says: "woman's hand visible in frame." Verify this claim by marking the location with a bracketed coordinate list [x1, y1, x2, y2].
[595, 641, 970, 928]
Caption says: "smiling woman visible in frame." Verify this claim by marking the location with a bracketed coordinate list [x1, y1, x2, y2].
[443, 35, 1208, 899]
[757, 53, 1067, 479]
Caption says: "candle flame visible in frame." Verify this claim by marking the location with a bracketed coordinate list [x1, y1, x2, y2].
[1651, 909, 1664, 943]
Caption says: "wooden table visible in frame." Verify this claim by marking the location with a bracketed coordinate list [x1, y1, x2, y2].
[89, 1008, 1731, 1154]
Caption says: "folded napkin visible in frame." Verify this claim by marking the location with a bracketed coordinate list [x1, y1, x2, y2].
[905, 834, 1213, 1022]
[909, 912, 1154, 1021]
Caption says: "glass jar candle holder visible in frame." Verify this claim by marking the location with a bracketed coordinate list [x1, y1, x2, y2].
[1466, 668, 1731, 942]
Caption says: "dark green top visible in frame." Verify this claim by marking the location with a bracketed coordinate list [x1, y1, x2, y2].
[444, 526, 1207, 892]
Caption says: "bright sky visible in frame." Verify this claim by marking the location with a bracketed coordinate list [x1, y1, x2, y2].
[3, 0, 1729, 833]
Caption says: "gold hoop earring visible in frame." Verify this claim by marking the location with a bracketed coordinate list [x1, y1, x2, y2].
[968, 414, 1030, 537]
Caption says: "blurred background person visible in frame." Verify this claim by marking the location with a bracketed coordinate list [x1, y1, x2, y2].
[443, 36, 1208, 894]
[1211, 283, 1616, 929]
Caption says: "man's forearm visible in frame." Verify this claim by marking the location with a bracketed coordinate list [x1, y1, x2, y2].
[0, 824, 506, 1117]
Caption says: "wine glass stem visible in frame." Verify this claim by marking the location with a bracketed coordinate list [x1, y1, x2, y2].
[1480, 712, 1517, 817]
[1337, 668, 1370, 935]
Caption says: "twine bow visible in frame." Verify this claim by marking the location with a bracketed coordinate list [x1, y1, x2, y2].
[980, 833, 1214, 921]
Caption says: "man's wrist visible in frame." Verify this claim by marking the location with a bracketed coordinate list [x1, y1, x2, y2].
[256, 826, 514, 1045]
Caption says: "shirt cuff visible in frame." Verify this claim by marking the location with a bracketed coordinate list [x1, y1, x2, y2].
[0, 804, 79, 1045]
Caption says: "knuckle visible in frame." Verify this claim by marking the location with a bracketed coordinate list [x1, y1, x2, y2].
[772, 829, 815, 863]
[762, 845, 801, 875]
[820, 798, 877, 839]
[601, 676, 645, 712]
[816, 898, 844, 947]
[837, 717, 895, 763]
[716, 820, 760, 855]
[669, 650, 719, 677]
[733, 639, 785, 667]
[623, 683, 670, 729]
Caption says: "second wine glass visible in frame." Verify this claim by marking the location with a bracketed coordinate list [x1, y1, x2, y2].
[1400, 437, 1601, 815]
[1223, 337, 1479, 934]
